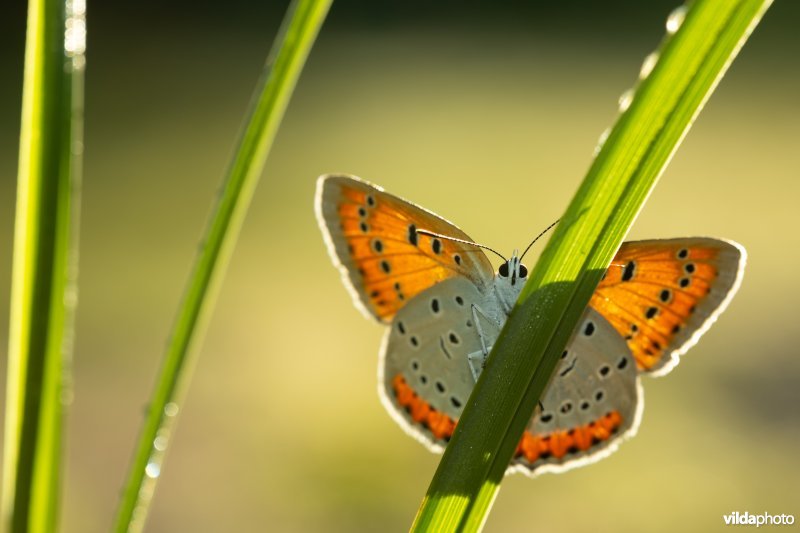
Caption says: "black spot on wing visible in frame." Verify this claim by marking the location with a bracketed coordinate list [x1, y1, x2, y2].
[622, 261, 636, 281]
[407, 224, 418, 246]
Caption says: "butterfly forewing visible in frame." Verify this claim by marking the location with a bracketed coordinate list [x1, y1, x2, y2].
[591, 238, 745, 375]
[316, 175, 495, 323]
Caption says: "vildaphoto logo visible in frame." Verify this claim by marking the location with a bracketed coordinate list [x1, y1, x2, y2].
[723, 512, 795, 527]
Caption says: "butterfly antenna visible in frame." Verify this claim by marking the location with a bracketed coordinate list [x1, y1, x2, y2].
[416, 229, 507, 262]
[520, 219, 560, 261]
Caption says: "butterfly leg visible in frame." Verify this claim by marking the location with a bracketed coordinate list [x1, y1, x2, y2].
[471, 304, 490, 356]
[467, 349, 493, 382]
[467, 303, 502, 382]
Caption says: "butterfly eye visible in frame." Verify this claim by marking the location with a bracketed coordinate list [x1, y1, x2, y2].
[498, 262, 509, 277]
[519, 265, 528, 278]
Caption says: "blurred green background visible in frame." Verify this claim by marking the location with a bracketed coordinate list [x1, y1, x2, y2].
[1, 1, 799, 531]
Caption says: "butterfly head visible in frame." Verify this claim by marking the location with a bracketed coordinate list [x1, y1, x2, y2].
[494, 250, 528, 312]
[497, 250, 528, 286]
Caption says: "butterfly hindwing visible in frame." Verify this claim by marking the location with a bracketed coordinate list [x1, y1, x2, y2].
[591, 238, 745, 375]
[513, 309, 641, 475]
[379, 277, 499, 449]
[316, 175, 495, 323]
[381, 302, 643, 477]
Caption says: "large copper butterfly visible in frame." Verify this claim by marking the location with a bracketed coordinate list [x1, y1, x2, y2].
[315, 174, 746, 476]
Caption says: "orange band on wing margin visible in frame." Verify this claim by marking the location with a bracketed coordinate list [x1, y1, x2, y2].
[392, 374, 456, 440]
[392, 374, 622, 462]
[515, 410, 622, 462]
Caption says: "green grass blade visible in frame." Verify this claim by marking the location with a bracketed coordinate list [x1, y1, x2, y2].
[112, 1, 332, 531]
[411, 1, 772, 531]
[1, 0, 85, 531]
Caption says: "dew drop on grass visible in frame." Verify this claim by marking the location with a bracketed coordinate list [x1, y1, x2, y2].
[153, 433, 168, 452]
[594, 128, 611, 156]
[164, 402, 179, 417]
[639, 52, 659, 79]
[145, 461, 161, 479]
[64, 17, 86, 55]
[666, 5, 687, 34]
[618, 89, 634, 112]
[65, 0, 87, 70]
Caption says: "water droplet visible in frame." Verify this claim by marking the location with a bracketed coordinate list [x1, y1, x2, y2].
[145, 461, 161, 479]
[639, 52, 659, 79]
[71, 55, 86, 71]
[70, 0, 86, 16]
[64, 0, 86, 70]
[164, 402, 179, 417]
[666, 6, 687, 34]
[64, 18, 86, 56]
[594, 128, 611, 156]
[153, 435, 168, 451]
[618, 89, 634, 112]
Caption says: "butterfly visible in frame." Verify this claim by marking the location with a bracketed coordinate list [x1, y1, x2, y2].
[315, 174, 746, 477]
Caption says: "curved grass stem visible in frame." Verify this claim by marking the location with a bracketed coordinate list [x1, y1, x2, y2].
[112, 1, 332, 531]
[411, 1, 773, 531]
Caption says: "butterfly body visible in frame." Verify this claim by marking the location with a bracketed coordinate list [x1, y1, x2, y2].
[316, 174, 745, 476]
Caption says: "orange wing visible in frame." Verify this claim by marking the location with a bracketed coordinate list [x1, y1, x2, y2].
[316, 175, 495, 323]
[590, 238, 745, 374]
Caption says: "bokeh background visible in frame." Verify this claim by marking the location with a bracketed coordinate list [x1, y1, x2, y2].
[1, 1, 799, 531]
